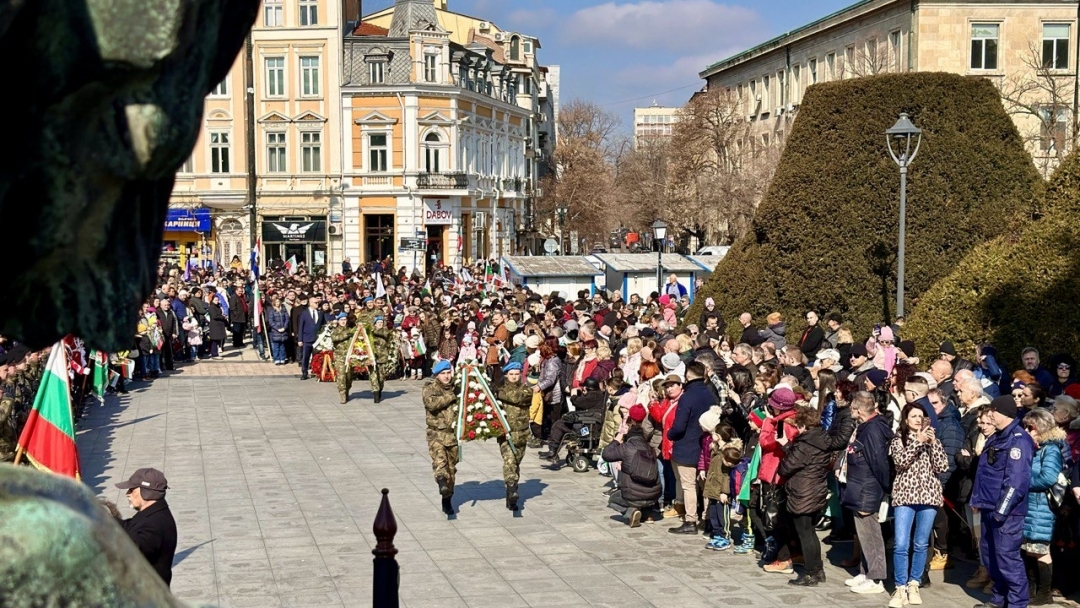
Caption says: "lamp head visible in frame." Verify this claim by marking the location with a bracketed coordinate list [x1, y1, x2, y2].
[651, 219, 668, 241]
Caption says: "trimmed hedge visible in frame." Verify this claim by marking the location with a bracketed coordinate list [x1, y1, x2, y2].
[689, 72, 1040, 340]
[903, 151, 1080, 362]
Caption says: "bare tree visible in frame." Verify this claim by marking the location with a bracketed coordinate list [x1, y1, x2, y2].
[846, 38, 893, 78]
[998, 42, 1075, 177]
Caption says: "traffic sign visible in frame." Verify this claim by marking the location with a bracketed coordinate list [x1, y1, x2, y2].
[400, 237, 427, 251]
[543, 238, 559, 254]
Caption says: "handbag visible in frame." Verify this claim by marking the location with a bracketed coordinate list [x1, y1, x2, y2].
[1047, 471, 1068, 514]
[761, 484, 786, 533]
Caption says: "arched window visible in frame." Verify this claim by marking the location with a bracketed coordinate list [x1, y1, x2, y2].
[509, 36, 520, 61]
[423, 132, 444, 173]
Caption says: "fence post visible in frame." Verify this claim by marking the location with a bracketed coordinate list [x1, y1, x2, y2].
[372, 488, 399, 608]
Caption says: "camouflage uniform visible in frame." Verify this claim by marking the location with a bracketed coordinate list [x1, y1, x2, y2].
[370, 327, 396, 401]
[496, 379, 533, 505]
[0, 389, 16, 462]
[423, 377, 459, 496]
[330, 325, 354, 403]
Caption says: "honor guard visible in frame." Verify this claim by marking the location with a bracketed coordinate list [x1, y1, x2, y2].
[496, 362, 532, 512]
[424, 360, 459, 517]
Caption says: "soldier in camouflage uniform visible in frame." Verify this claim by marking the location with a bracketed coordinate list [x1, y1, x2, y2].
[0, 370, 17, 462]
[328, 314, 354, 404]
[370, 316, 396, 403]
[496, 362, 532, 512]
[424, 360, 459, 516]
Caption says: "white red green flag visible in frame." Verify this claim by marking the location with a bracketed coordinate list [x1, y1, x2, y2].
[16, 344, 81, 479]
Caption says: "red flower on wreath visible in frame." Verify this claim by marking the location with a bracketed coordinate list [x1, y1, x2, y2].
[468, 431, 476, 439]
[474, 413, 484, 421]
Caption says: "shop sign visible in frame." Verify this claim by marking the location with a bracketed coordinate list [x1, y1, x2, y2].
[400, 237, 427, 251]
[164, 208, 212, 232]
[262, 220, 327, 243]
[423, 199, 455, 225]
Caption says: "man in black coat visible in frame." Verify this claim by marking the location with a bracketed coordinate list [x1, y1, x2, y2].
[666, 362, 717, 534]
[115, 468, 177, 587]
[602, 404, 662, 527]
[798, 311, 826, 358]
[842, 392, 894, 595]
[227, 285, 249, 347]
[156, 299, 179, 371]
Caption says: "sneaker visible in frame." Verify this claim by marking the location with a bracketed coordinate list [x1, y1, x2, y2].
[663, 503, 686, 518]
[734, 535, 755, 554]
[763, 559, 794, 574]
[706, 537, 732, 551]
[628, 509, 642, 529]
[851, 580, 887, 595]
[845, 574, 868, 588]
[888, 587, 908, 608]
[929, 550, 953, 571]
[907, 582, 922, 605]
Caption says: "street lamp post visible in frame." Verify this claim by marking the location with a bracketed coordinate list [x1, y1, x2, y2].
[651, 220, 668, 294]
[556, 204, 568, 255]
[885, 113, 922, 319]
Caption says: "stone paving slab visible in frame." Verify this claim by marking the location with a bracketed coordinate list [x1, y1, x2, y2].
[77, 371, 1021, 608]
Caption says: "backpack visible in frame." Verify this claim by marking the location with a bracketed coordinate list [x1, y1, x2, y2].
[624, 440, 659, 486]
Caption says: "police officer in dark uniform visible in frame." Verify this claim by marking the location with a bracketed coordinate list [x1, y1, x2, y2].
[971, 395, 1035, 608]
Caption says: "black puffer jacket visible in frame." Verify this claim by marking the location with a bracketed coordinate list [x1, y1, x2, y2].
[601, 427, 662, 503]
[842, 414, 894, 513]
[777, 427, 833, 515]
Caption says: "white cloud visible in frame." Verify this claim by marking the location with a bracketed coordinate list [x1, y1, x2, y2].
[505, 7, 559, 29]
[562, 0, 767, 54]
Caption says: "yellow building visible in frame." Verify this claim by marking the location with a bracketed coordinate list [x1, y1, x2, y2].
[343, 0, 559, 272]
[168, 0, 344, 272]
[634, 104, 681, 149]
[699, 0, 1077, 174]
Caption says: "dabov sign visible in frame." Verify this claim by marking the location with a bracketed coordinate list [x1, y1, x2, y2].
[423, 199, 455, 225]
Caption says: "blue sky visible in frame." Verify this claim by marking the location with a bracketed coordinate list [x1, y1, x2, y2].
[365, 0, 856, 126]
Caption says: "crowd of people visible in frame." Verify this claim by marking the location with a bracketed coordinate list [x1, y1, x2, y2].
[3, 254, 1080, 608]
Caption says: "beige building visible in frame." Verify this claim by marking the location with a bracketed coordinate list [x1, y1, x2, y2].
[168, 0, 345, 272]
[634, 104, 681, 148]
[342, 0, 559, 272]
[699, 0, 1077, 172]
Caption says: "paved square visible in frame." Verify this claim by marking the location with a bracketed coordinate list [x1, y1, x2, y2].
[79, 364, 993, 608]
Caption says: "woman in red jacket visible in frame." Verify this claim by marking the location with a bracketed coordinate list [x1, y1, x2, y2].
[757, 386, 801, 574]
[649, 375, 684, 518]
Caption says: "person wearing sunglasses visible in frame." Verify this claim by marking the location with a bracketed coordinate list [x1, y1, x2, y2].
[970, 396, 1036, 608]
[1047, 354, 1078, 399]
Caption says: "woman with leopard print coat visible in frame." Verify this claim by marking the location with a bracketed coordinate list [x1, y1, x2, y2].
[887, 401, 949, 608]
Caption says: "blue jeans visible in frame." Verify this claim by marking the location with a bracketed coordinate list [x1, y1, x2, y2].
[144, 353, 160, 374]
[893, 504, 937, 586]
[270, 341, 286, 363]
[253, 330, 266, 358]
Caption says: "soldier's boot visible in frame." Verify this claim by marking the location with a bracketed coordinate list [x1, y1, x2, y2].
[437, 475, 452, 497]
[373, 390, 381, 404]
[505, 482, 520, 512]
[441, 496, 455, 516]
[339, 391, 348, 404]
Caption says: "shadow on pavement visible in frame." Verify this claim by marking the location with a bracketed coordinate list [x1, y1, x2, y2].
[455, 478, 548, 510]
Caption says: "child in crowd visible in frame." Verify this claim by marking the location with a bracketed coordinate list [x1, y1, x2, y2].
[699, 407, 746, 551]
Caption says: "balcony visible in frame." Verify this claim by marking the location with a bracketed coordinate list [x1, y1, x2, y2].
[500, 177, 523, 192]
[417, 172, 468, 189]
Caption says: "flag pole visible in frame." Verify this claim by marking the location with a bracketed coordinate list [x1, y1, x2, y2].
[13, 445, 24, 466]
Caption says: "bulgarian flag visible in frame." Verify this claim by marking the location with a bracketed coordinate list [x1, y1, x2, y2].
[16, 344, 81, 479]
[285, 255, 298, 276]
[91, 350, 108, 398]
[421, 279, 432, 297]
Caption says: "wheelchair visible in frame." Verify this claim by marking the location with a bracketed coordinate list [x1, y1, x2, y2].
[557, 410, 604, 473]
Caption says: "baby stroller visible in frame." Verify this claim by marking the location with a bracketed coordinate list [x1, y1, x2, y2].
[559, 409, 605, 472]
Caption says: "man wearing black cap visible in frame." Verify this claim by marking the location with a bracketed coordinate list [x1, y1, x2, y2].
[940, 341, 976, 374]
[115, 468, 177, 587]
[971, 396, 1035, 608]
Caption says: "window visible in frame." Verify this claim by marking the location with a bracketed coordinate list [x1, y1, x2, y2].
[971, 23, 999, 70]
[844, 45, 855, 77]
[264, 0, 282, 27]
[865, 37, 877, 72]
[748, 79, 757, 115]
[809, 58, 818, 84]
[265, 57, 285, 96]
[210, 132, 230, 173]
[368, 133, 388, 172]
[267, 132, 286, 173]
[301, 132, 321, 172]
[179, 155, 194, 173]
[1040, 105, 1068, 152]
[300, 56, 320, 96]
[791, 64, 801, 103]
[424, 54, 437, 83]
[1043, 24, 1070, 69]
[423, 132, 442, 173]
[299, 0, 318, 26]
[761, 75, 770, 113]
[776, 70, 785, 107]
[210, 79, 228, 96]
[369, 60, 385, 84]
[889, 30, 902, 72]
[825, 53, 836, 81]
[523, 40, 533, 54]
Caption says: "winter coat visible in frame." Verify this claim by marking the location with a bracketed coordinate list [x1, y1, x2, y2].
[601, 427, 662, 503]
[648, 397, 679, 460]
[703, 435, 744, 501]
[267, 306, 291, 343]
[798, 325, 825, 358]
[227, 292, 249, 324]
[599, 388, 633, 450]
[207, 303, 228, 342]
[935, 403, 965, 485]
[889, 432, 949, 507]
[569, 389, 606, 414]
[1023, 429, 1066, 543]
[758, 410, 799, 484]
[666, 379, 716, 466]
[760, 322, 787, 350]
[951, 421, 988, 504]
[824, 403, 855, 452]
[589, 358, 617, 384]
[777, 427, 833, 515]
[842, 413, 894, 514]
[537, 356, 563, 407]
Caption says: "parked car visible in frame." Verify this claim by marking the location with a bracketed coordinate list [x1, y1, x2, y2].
[695, 246, 730, 257]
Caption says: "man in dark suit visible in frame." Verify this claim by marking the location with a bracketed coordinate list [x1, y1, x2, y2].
[227, 285, 249, 347]
[798, 310, 825, 358]
[296, 293, 325, 380]
[115, 468, 177, 587]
